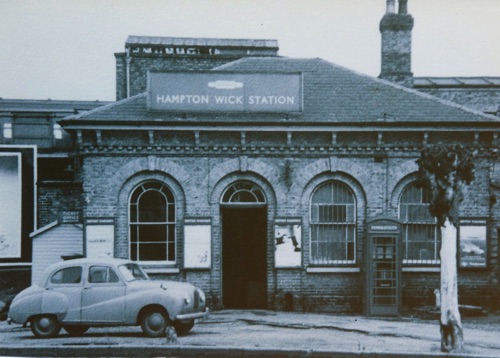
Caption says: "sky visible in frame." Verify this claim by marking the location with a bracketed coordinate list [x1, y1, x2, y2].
[1, 0, 499, 102]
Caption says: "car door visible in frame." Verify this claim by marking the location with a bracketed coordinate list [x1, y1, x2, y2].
[81, 265, 126, 323]
[44, 265, 83, 323]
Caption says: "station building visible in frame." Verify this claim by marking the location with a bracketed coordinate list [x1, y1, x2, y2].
[1, 0, 499, 314]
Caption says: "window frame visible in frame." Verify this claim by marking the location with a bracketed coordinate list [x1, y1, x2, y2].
[88, 265, 122, 285]
[309, 180, 357, 266]
[48, 266, 83, 286]
[399, 183, 440, 266]
[220, 180, 267, 207]
[128, 180, 176, 265]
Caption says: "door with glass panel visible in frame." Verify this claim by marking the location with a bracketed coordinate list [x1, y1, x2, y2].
[366, 218, 401, 316]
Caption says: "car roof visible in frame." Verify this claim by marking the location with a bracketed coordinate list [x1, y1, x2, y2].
[43, 257, 134, 275]
[37, 257, 137, 286]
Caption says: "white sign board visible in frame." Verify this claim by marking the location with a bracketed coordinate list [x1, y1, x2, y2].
[275, 219, 302, 268]
[0, 153, 22, 258]
[86, 225, 114, 258]
[184, 224, 211, 268]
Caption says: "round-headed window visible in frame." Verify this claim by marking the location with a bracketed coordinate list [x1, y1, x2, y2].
[129, 180, 176, 262]
[221, 181, 266, 205]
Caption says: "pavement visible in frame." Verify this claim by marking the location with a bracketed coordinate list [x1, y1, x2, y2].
[0, 309, 499, 357]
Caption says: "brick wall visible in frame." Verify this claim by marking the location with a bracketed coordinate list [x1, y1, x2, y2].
[37, 182, 83, 228]
[379, 13, 414, 87]
[78, 132, 497, 313]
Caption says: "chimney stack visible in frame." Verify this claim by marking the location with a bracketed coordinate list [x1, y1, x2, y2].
[379, 0, 414, 87]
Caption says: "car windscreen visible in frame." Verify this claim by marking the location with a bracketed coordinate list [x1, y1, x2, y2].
[118, 263, 149, 281]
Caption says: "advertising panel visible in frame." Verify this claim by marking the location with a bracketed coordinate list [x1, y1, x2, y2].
[148, 71, 302, 113]
[459, 218, 487, 268]
[274, 218, 302, 268]
[184, 218, 211, 269]
[85, 218, 115, 258]
[0, 153, 22, 258]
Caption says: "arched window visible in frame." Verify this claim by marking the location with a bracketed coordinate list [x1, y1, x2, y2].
[310, 181, 356, 264]
[129, 181, 175, 262]
[399, 183, 439, 265]
[221, 181, 266, 205]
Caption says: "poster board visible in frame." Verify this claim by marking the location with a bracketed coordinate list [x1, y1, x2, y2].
[0, 153, 22, 258]
[274, 218, 302, 268]
[184, 218, 211, 269]
[85, 218, 114, 258]
[459, 218, 487, 268]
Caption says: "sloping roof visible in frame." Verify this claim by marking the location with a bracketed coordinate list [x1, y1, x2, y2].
[61, 57, 499, 125]
[0, 98, 109, 114]
[126, 36, 279, 49]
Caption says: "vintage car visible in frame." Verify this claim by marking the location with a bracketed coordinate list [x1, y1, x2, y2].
[8, 257, 208, 338]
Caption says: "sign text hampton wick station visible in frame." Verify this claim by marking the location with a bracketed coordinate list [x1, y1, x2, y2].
[148, 72, 302, 113]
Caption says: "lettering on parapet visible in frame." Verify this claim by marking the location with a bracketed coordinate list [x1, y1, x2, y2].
[156, 94, 295, 106]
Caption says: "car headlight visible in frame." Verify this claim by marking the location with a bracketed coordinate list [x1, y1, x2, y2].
[198, 289, 206, 303]
[184, 295, 191, 305]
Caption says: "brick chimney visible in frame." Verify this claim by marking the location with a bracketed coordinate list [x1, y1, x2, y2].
[379, 0, 414, 87]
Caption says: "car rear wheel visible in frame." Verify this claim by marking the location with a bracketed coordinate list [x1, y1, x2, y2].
[30, 315, 61, 338]
[141, 308, 170, 337]
[63, 325, 89, 336]
[174, 320, 194, 336]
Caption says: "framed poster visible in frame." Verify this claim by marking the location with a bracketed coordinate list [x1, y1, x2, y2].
[274, 218, 302, 268]
[184, 218, 211, 269]
[0, 153, 22, 258]
[459, 218, 487, 268]
[85, 218, 115, 258]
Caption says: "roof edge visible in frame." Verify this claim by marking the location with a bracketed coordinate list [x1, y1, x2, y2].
[62, 93, 146, 120]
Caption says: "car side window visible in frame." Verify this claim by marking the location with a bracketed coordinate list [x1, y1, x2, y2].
[50, 266, 82, 284]
[88, 266, 120, 284]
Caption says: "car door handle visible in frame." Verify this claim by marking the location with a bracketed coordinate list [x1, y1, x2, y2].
[84, 287, 92, 289]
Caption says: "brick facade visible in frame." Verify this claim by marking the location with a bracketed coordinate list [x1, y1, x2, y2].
[56, 44, 499, 314]
[75, 129, 498, 312]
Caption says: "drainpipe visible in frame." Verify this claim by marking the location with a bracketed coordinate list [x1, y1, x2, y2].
[125, 48, 131, 98]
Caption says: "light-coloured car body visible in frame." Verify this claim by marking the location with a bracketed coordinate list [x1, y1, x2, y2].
[8, 257, 208, 337]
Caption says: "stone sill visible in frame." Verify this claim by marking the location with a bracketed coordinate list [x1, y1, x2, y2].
[306, 267, 360, 273]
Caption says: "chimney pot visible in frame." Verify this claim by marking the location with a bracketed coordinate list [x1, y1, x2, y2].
[386, 0, 396, 13]
[398, 0, 408, 14]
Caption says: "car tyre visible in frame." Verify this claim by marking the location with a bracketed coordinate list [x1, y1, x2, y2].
[141, 308, 170, 337]
[63, 325, 89, 336]
[30, 315, 61, 338]
[174, 320, 194, 336]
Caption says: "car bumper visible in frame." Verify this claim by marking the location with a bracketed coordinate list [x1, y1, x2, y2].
[176, 307, 209, 321]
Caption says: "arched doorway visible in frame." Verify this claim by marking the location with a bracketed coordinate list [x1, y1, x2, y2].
[221, 181, 267, 309]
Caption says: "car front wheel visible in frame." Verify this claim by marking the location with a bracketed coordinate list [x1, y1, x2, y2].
[141, 308, 170, 337]
[63, 325, 89, 336]
[30, 315, 61, 338]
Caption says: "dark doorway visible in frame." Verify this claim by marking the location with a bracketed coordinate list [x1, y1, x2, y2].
[222, 207, 267, 309]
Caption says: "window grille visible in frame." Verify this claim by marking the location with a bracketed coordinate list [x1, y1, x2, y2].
[310, 181, 356, 264]
[129, 181, 176, 262]
[399, 183, 439, 265]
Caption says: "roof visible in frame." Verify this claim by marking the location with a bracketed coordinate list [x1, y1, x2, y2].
[126, 36, 279, 49]
[30, 221, 82, 238]
[0, 98, 110, 114]
[414, 77, 500, 88]
[61, 57, 500, 126]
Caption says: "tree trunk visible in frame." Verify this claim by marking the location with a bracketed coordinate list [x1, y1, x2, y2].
[439, 218, 464, 352]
